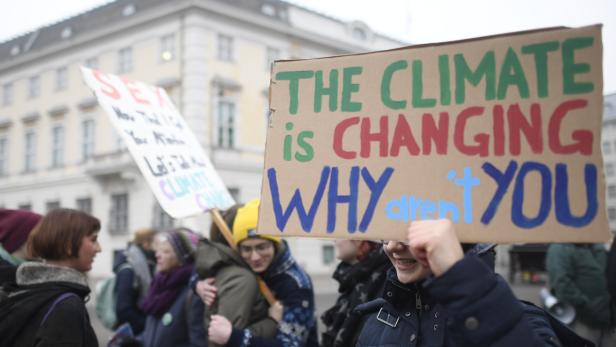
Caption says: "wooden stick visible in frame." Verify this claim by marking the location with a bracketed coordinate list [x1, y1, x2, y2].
[210, 208, 277, 305]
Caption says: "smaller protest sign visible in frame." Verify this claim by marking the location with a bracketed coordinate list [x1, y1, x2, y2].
[81, 68, 234, 218]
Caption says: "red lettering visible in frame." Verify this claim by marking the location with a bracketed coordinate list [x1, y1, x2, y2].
[122, 78, 150, 105]
[493, 105, 505, 156]
[548, 99, 593, 155]
[333, 117, 359, 159]
[153, 86, 168, 109]
[508, 103, 543, 155]
[360, 116, 389, 158]
[390, 114, 419, 156]
[93, 70, 120, 99]
[454, 106, 489, 157]
[421, 112, 449, 155]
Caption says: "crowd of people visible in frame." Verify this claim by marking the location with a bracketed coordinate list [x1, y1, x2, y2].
[0, 203, 615, 347]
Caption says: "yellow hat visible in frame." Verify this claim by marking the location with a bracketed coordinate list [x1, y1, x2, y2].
[232, 199, 281, 246]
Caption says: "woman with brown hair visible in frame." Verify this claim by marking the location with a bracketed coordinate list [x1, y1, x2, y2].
[0, 208, 101, 347]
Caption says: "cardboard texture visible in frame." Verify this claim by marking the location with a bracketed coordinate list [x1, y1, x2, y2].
[259, 25, 610, 243]
[81, 68, 235, 218]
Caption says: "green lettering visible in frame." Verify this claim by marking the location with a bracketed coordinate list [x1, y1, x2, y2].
[295, 131, 314, 162]
[562, 37, 594, 94]
[412, 60, 437, 108]
[380, 60, 407, 110]
[454, 51, 496, 104]
[341, 66, 363, 112]
[276, 70, 314, 114]
[439, 55, 451, 105]
[314, 69, 338, 112]
[497, 47, 529, 99]
[521, 41, 559, 98]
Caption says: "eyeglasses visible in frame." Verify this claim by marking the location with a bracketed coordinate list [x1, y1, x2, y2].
[380, 240, 410, 247]
[239, 242, 273, 256]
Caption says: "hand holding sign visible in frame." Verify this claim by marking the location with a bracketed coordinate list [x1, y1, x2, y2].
[407, 219, 464, 277]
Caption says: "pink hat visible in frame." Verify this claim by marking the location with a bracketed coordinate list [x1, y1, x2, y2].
[0, 209, 43, 253]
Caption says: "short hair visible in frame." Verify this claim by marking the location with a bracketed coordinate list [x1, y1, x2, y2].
[133, 228, 157, 246]
[209, 204, 241, 246]
[27, 208, 100, 260]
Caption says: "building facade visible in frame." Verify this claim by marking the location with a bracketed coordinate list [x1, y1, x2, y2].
[602, 93, 616, 234]
[0, 0, 403, 277]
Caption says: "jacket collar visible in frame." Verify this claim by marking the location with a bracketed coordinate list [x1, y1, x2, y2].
[16, 262, 89, 288]
[383, 268, 436, 312]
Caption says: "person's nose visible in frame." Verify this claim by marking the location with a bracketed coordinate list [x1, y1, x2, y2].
[250, 250, 261, 262]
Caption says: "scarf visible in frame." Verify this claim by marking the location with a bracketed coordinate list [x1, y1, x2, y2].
[141, 263, 193, 317]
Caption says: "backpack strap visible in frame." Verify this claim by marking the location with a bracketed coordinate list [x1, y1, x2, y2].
[40, 292, 79, 327]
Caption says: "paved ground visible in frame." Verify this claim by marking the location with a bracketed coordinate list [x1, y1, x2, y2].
[88, 273, 543, 346]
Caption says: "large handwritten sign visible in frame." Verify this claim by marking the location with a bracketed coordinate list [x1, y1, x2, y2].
[259, 26, 610, 243]
[81, 68, 234, 218]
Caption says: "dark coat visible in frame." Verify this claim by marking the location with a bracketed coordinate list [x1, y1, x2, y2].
[227, 241, 318, 347]
[194, 239, 277, 342]
[355, 255, 570, 347]
[140, 287, 205, 347]
[114, 244, 154, 334]
[547, 243, 614, 328]
[0, 262, 98, 347]
[321, 246, 390, 347]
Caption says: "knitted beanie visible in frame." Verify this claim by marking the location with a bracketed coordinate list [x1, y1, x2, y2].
[232, 199, 281, 246]
[164, 228, 200, 264]
[0, 209, 43, 253]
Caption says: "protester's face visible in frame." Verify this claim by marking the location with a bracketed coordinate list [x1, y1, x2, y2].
[335, 240, 360, 264]
[74, 232, 101, 272]
[239, 238, 275, 273]
[156, 240, 180, 273]
[383, 241, 431, 284]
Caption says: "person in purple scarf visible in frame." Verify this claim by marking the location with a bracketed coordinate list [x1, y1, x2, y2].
[140, 228, 205, 347]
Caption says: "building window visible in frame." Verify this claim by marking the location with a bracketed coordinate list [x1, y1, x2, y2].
[76, 197, 92, 214]
[28, 75, 40, 99]
[85, 57, 99, 69]
[265, 47, 279, 70]
[109, 193, 129, 234]
[609, 185, 616, 199]
[24, 130, 36, 172]
[51, 125, 64, 167]
[217, 100, 235, 148]
[217, 34, 234, 62]
[227, 187, 240, 202]
[160, 34, 175, 62]
[604, 141, 612, 154]
[152, 203, 174, 231]
[82, 119, 95, 161]
[46, 200, 60, 212]
[0, 137, 7, 175]
[2, 82, 13, 106]
[117, 47, 133, 73]
[609, 207, 616, 221]
[322, 244, 335, 265]
[55, 67, 68, 91]
[607, 163, 615, 177]
[18, 203, 32, 211]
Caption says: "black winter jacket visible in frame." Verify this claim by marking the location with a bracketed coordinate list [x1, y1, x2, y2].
[0, 262, 98, 347]
[355, 255, 587, 347]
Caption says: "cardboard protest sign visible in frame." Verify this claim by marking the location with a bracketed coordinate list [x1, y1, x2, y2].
[81, 68, 235, 218]
[259, 25, 610, 243]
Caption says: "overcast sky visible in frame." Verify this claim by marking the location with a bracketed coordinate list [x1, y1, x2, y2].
[1, 0, 614, 93]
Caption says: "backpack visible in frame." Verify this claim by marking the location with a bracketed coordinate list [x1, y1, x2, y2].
[95, 263, 132, 330]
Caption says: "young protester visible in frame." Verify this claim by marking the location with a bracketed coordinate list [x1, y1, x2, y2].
[0, 208, 101, 347]
[140, 228, 205, 347]
[354, 219, 590, 347]
[205, 199, 318, 347]
[114, 228, 158, 334]
[193, 204, 279, 347]
[0, 209, 42, 288]
[547, 243, 616, 346]
[321, 239, 390, 347]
